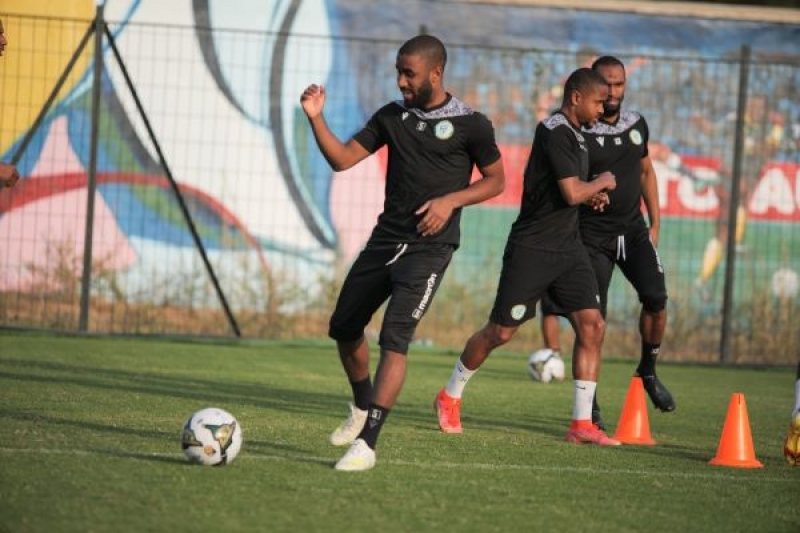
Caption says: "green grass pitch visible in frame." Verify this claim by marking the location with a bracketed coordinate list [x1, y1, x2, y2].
[1, 332, 798, 532]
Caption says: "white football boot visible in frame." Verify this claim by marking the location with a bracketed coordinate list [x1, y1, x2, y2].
[329, 402, 368, 446]
[334, 438, 376, 471]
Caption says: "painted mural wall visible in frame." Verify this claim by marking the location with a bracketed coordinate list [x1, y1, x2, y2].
[0, 0, 798, 353]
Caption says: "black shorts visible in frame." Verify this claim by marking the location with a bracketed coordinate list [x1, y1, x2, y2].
[542, 227, 667, 316]
[490, 242, 600, 327]
[328, 242, 454, 354]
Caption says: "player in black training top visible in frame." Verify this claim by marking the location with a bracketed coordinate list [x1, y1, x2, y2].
[435, 68, 623, 446]
[537, 56, 673, 428]
[300, 34, 505, 471]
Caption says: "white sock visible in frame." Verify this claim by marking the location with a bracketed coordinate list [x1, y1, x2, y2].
[445, 360, 476, 399]
[572, 380, 597, 421]
[793, 378, 800, 418]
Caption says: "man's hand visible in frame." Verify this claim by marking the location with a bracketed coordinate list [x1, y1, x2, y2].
[0, 163, 19, 188]
[587, 191, 610, 212]
[300, 84, 325, 119]
[415, 197, 456, 237]
[594, 170, 616, 192]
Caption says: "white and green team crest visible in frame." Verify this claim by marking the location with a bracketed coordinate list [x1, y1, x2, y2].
[434, 120, 454, 140]
[629, 129, 642, 145]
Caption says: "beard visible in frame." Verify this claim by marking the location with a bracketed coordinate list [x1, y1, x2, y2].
[602, 98, 623, 117]
[407, 80, 434, 109]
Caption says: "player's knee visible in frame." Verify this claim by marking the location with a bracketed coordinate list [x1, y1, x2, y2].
[494, 327, 516, 346]
[482, 322, 517, 347]
[575, 311, 605, 345]
[378, 338, 411, 356]
[641, 292, 667, 313]
[379, 340, 410, 355]
[329, 314, 365, 343]
[378, 325, 414, 356]
[328, 324, 363, 343]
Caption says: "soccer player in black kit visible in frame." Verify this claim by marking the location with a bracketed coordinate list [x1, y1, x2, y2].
[536, 56, 674, 429]
[435, 67, 621, 446]
[301, 34, 505, 470]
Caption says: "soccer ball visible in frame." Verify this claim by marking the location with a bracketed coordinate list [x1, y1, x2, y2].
[771, 268, 799, 300]
[181, 407, 243, 466]
[527, 348, 566, 383]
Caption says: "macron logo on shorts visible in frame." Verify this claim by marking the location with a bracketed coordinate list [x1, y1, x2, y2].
[412, 273, 438, 319]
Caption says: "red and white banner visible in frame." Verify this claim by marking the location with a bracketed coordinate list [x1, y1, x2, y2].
[653, 156, 800, 222]
[470, 144, 800, 222]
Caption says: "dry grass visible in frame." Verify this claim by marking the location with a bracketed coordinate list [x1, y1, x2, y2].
[0, 244, 796, 364]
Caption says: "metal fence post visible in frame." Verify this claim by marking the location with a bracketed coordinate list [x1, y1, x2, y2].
[719, 44, 751, 363]
[78, 4, 105, 332]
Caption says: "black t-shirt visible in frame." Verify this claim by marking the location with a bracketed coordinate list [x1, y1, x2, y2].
[352, 95, 501, 246]
[509, 112, 590, 251]
[579, 111, 650, 238]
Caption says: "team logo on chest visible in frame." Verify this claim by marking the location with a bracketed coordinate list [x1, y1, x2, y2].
[434, 120, 454, 140]
[629, 129, 642, 145]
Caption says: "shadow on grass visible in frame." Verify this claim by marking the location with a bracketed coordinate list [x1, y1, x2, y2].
[93, 448, 187, 465]
[3, 356, 665, 469]
[615, 441, 716, 463]
[184, 439, 335, 468]
[400, 409, 571, 439]
[239, 437, 313, 456]
[0, 358, 349, 469]
[0, 408, 178, 438]
[2, 358, 569, 436]
[0, 359, 344, 420]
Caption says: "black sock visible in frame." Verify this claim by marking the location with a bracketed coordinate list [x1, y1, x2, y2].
[350, 377, 372, 411]
[637, 343, 660, 376]
[358, 404, 390, 450]
[592, 393, 600, 413]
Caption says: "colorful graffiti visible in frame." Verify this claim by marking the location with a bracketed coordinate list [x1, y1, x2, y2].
[0, 0, 798, 314]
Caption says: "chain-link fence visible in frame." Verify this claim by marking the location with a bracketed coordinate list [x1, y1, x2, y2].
[1, 12, 798, 363]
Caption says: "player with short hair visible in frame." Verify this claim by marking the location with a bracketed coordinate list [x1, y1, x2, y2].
[784, 362, 800, 466]
[535, 56, 673, 429]
[435, 67, 621, 446]
[0, 18, 20, 189]
[301, 34, 505, 471]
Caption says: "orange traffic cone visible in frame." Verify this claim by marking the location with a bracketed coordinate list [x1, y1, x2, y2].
[613, 377, 656, 445]
[708, 393, 763, 468]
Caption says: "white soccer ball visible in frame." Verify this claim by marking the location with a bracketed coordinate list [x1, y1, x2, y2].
[771, 268, 799, 300]
[181, 407, 243, 466]
[527, 348, 566, 383]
